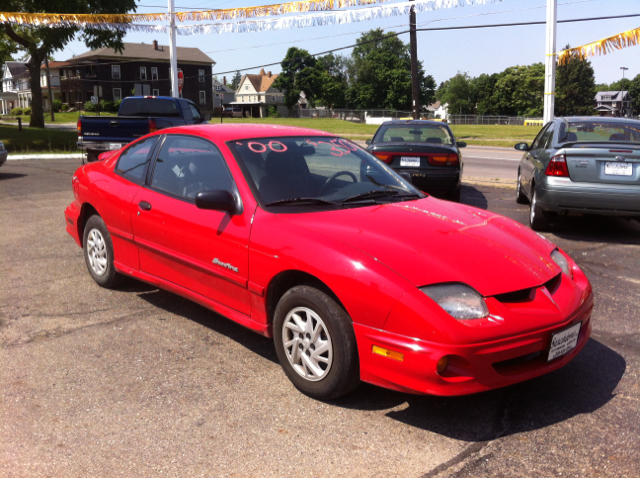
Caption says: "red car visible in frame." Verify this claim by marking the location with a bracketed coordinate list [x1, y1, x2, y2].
[65, 124, 593, 399]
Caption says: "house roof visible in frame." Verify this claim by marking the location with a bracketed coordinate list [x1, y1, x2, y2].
[595, 91, 628, 101]
[43, 61, 70, 69]
[426, 101, 442, 111]
[240, 68, 279, 93]
[213, 80, 235, 93]
[67, 42, 214, 64]
[3, 61, 27, 77]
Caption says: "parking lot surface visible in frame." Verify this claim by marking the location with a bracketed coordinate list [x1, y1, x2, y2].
[1, 158, 639, 477]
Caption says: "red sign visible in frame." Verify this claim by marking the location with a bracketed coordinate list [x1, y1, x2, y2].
[178, 69, 184, 94]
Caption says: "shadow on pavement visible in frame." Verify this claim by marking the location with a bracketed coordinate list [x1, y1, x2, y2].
[550, 215, 640, 245]
[333, 339, 624, 441]
[461, 185, 489, 210]
[136, 287, 279, 364]
[0, 172, 28, 181]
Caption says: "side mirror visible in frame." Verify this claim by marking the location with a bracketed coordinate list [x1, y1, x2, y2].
[457, 141, 467, 148]
[365, 139, 372, 145]
[514, 142, 530, 151]
[398, 172, 413, 184]
[203, 114, 211, 121]
[195, 190, 235, 213]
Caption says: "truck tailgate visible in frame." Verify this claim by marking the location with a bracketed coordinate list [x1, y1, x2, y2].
[81, 116, 151, 143]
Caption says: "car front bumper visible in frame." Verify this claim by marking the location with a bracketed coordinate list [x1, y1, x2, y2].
[354, 296, 593, 396]
[538, 177, 640, 216]
[64, 201, 82, 247]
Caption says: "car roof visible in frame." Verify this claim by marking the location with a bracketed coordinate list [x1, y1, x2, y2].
[158, 123, 337, 142]
[379, 120, 446, 126]
[557, 116, 640, 124]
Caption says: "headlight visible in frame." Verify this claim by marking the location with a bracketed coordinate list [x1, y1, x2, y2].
[551, 249, 572, 278]
[420, 283, 489, 320]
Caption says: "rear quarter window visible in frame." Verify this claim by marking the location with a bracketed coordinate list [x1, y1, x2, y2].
[115, 137, 159, 183]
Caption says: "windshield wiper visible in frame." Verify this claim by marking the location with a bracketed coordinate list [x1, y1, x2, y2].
[265, 197, 340, 207]
[340, 189, 400, 203]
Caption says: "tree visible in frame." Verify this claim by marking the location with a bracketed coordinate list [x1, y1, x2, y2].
[315, 53, 351, 109]
[470, 73, 499, 115]
[0, 33, 18, 64]
[437, 72, 473, 115]
[273, 47, 324, 108]
[345, 29, 435, 111]
[1, 0, 136, 128]
[229, 70, 242, 91]
[609, 78, 632, 92]
[629, 74, 640, 115]
[490, 64, 545, 116]
[555, 46, 596, 116]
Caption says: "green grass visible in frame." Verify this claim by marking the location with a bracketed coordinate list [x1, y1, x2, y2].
[0, 125, 78, 153]
[222, 118, 539, 146]
[1, 111, 117, 125]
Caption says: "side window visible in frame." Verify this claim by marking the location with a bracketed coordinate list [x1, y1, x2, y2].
[542, 124, 556, 149]
[530, 123, 551, 150]
[150, 136, 234, 200]
[188, 103, 202, 121]
[115, 137, 158, 183]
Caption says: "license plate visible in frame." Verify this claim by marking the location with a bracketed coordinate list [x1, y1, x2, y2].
[548, 322, 581, 361]
[604, 162, 632, 176]
[400, 157, 420, 167]
[109, 143, 123, 150]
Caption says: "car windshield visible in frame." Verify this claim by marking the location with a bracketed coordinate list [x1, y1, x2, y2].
[560, 120, 640, 143]
[118, 98, 181, 118]
[228, 136, 423, 208]
[372, 124, 454, 145]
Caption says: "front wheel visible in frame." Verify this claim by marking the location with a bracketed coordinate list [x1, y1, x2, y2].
[529, 188, 551, 231]
[516, 171, 528, 204]
[83, 215, 123, 288]
[273, 285, 360, 400]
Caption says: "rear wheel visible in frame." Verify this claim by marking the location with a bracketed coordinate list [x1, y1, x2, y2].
[273, 285, 360, 400]
[83, 215, 123, 288]
[516, 171, 528, 204]
[529, 188, 550, 231]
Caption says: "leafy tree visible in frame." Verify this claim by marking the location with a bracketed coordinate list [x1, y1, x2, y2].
[595, 83, 610, 92]
[345, 29, 435, 111]
[315, 53, 351, 109]
[1, 0, 136, 128]
[555, 46, 596, 116]
[628, 74, 640, 114]
[609, 78, 632, 92]
[229, 71, 242, 91]
[470, 73, 499, 115]
[437, 72, 473, 114]
[491, 64, 545, 117]
[273, 47, 324, 108]
[0, 33, 18, 64]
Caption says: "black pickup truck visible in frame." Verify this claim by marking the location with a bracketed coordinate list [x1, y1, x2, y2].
[77, 96, 210, 162]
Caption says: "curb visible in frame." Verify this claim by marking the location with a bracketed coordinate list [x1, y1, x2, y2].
[8, 153, 84, 161]
[463, 177, 516, 189]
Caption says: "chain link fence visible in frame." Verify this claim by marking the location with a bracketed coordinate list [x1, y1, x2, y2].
[294, 108, 415, 122]
[446, 115, 543, 125]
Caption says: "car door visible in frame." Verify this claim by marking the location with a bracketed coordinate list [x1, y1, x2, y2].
[522, 122, 552, 195]
[131, 134, 253, 315]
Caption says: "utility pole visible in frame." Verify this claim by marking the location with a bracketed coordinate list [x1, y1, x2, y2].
[44, 57, 54, 122]
[543, 0, 557, 124]
[621, 66, 628, 78]
[168, 0, 179, 98]
[409, 0, 420, 120]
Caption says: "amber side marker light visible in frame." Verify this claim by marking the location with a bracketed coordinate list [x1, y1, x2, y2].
[372, 345, 404, 361]
[436, 356, 449, 374]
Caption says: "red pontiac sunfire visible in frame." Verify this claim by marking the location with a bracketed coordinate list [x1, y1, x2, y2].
[65, 124, 593, 399]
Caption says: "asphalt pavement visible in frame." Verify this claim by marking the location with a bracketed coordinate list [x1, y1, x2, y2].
[1, 157, 639, 477]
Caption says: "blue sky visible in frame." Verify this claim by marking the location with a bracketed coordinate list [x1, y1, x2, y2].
[57, 0, 639, 86]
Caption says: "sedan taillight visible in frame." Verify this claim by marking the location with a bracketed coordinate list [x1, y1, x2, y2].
[428, 153, 459, 166]
[374, 153, 393, 164]
[149, 118, 158, 133]
[77, 117, 82, 138]
[545, 154, 569, 177]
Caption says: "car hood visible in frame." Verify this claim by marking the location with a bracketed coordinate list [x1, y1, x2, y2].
[278, 197, 560, 297]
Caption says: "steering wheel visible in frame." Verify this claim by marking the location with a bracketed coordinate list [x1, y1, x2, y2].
[319, 171, 358, 195]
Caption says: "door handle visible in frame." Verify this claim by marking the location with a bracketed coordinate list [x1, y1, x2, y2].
[138, 201, 152, 211]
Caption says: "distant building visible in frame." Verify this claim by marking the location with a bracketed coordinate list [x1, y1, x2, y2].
[0, 60, 69, 113]
[1, 61, 27, 114]
[427, 101, 448, 120]
[212, 77, 235, 109]
[232, 68, 287, 118]
[594, 91, 633, 117]
[61, 40, 215, 113]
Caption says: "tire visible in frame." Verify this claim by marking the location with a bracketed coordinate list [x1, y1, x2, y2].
[516, 171, 528, 204]
[83, 215, 123, 288]
[447, 186, 461, 203]
[273, 285, 360, 400]
[529, 187, 550, 232]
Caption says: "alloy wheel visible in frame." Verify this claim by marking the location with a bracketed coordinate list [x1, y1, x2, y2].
[87, 228, 108, 276]
[282, 307, 333, 381]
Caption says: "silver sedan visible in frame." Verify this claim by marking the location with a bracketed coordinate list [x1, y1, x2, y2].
[515, 117, 640, 231]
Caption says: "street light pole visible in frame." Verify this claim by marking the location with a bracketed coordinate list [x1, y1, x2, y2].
[168, 0, 179, 98]
[543, 0, 557, 124]
[621, 67, 629, 79]
[409, 0, 420, 120]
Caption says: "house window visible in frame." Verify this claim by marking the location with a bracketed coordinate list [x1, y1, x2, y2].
[113, 88, 122, 102]
[153, 89, 159, 96]
[140, 67, 147, 80]
[214, 93, 219, 98]
[245, 86, 249, 90]
[272, 95, 276, 101]
[112, 65, 120, 79]
[198, 69, 205, 82]
[199, 91, 206, 105]
[215, 85, 221, 91]
[151, 67, 158, 80]
[76, 70, 80, 78]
